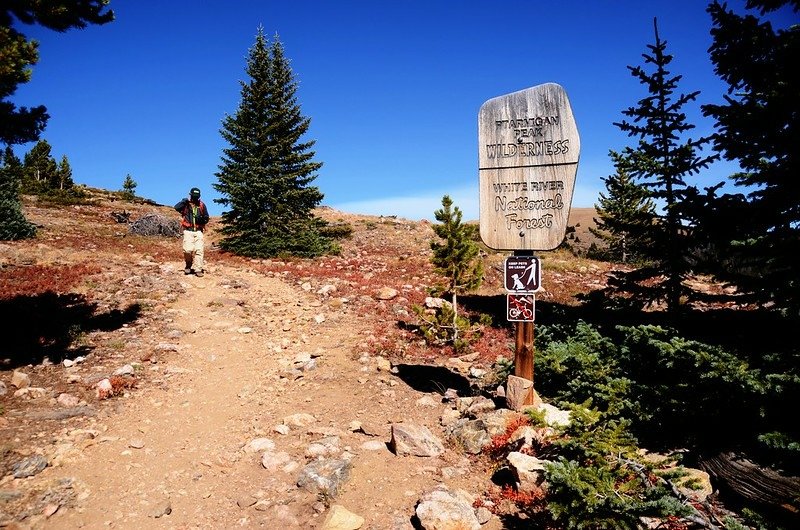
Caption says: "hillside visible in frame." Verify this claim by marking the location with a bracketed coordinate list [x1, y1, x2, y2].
[0, 193, 619, 528]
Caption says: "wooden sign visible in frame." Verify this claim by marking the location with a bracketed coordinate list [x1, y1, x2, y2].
[478, 83, 580, 250]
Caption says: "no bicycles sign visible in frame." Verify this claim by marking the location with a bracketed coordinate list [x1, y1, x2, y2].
[507, 294, 535, 322]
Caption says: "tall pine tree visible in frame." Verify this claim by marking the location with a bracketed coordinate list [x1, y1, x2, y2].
[610, 19, 717, 314]
[702, 0, 800, 315]
[214, 28, 333, 258]
[0, 147, 36, 240]
[590, 150, 656, 264]
[54, 154, 73, 190]
[430, 195, 483, 343]
[22, 139, 57, 192]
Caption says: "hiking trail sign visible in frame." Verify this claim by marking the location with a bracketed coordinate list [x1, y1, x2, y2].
[478, 83, 580, 251]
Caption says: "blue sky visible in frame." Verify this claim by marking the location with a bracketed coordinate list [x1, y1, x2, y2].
[10, 0, 795, 220]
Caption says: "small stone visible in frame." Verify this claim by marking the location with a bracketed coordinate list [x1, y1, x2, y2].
[283, 413, 316, 427]
[113, 364, 135, 376]
[11, 370, 30, 389]
[273, 424, 290, 435]
[128, 439, 145, 449]
[244, 437, 275, 453]
[12, 454, 48, 478]
[321, 504, 365, 530]
[237, 327, 252, 334]
[375, 287, 398, 300]
[149, 500, 172, 518]
[57, 393, 80, 408]
[236, 495, 257, 508]
[360, 440, 387, 451]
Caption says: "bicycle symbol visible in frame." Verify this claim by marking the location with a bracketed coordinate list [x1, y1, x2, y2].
[508, 295, 534, 321]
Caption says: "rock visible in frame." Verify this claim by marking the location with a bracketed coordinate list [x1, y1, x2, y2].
[128, 439, 145, 449]
[261, 450, 294, 471]
[416, 395, 439, 408]
[375, 287, 398, 300]
[237, 327, 253, 334]
[507, 452, 549, 493]
[274, 424, 290, 435]
[13, 387, 47, 399]
[389, 424, 444, 457]
[306, 436, 341, 458]
[11, 370, 31, 389]
[317, 284, 337, 295]
[95, 379, 114, 399]
[440, 409, 461, 427]
[481, 409, 524, 437]
[529, 402, 571, 428]
[321, 504, 365, 530]
[56, 393, 81, 407]
[237, 494, 258, 508]
[476, 506, 492, 524]
[464, 396, 496, 417]
[506, 375, 537, 411]
[375, 356, 392, 372]
[56, 393, 80, 407]
[244, 437, 276, 453]
[297, 458, 353, 498]
[113, 364, 135, 376]
[449, 419, 492, 454]
[12, 454, 48, 478]
[283, 412, 316, 427]
[149, 499, 172, 518]
[415, 486, 480, 530]
[424, 297, 450, 309]
[361, 440, 388, 451]
[469, 367, 487, 379]
[0, 381, 6, 396]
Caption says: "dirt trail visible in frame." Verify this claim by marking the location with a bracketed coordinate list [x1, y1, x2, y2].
[30, 261, 490, 529]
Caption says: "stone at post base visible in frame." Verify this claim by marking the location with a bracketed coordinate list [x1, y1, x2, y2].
[506, 375, 542, 411]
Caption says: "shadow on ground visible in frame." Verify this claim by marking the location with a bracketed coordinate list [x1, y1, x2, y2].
[0, 292, 141, 368]
[393, 363, 472, 396]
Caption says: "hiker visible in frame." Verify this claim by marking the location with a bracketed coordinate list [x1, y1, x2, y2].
[174, 187, 210, 276]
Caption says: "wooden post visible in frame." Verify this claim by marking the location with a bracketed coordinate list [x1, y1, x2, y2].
[514, 321, 535, 398]
[513, 250, 535, 406]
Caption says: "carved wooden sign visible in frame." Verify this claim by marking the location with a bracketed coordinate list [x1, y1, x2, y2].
[478, 83, 580, 250]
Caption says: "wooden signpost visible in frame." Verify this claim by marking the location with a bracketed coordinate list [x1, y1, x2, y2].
[478, 83, 580, 408]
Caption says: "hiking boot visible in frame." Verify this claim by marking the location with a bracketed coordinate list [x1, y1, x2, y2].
[195, 270, 204, 277]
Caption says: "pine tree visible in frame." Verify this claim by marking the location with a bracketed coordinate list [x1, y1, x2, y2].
[430, 195, 483, 342]
[610, 19, 717, 313]
[590, 151, 656, 264]
[0, 147, 36, 240]
[22, 139, 57, 192]
[702, 0, 800, 315]
[121, 173, 137, 196]
[1, 1, 113, 146]
[54, 155, 73, 190]
[214, 28, 333, 258]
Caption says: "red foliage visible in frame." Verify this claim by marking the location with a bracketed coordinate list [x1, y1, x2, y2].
[0, 263, 101, 299]
[484, 416, 531, 458]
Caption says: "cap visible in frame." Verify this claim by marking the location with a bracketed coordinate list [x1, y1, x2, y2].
[190, 187, 201, 198]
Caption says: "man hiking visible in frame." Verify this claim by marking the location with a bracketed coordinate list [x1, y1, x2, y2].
[174, 187, 210, 276]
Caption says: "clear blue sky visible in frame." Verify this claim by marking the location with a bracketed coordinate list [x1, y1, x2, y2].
[10, 0, 795, 220]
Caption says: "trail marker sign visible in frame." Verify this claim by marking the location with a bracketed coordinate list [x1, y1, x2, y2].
[478, 83, 580, 250]
[504, 256, 541, 293]
[507, 294, 535, 322]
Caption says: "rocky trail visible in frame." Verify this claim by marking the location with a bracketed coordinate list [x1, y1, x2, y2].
[2, 252, 511, 529]
[5, 197, 575, 529]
